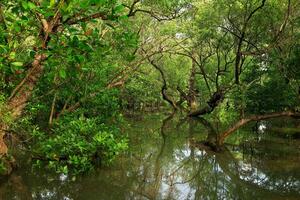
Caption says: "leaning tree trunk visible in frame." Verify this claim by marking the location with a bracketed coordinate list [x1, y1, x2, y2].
[0, 9, 61, 157]
[0, 19, 52, 156]
[187, 58, 198, 111]
[0, 54, 46, 156]
[218, 111, 300, 146]
[0, 3, 132, 174]
[8, 54, 46, 117]
[149, 60, 178, 111]
[188, 89, 225, 117]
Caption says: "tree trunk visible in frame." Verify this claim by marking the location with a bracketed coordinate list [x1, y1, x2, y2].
[0, 131, 8, 156]
[149, 60, 178, 111]
[0, 11, 56, 157]
[8, 54, 46, 117]
[187, 58, 198, 111]
[218, 111, 300, 146]
[188, 89, 225, 117]
[0, 54, 46, 156]
[194, 117, 223, 151]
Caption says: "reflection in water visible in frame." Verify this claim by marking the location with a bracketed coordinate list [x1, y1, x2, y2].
[0, 114, 300, 200]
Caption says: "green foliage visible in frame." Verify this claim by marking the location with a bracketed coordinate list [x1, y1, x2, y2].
[241, 58, 299, 114]
[0, 0, 300, 177]
[0, 95, 12, 126]
[16, 75, 127, 174]
[31, 116, 127, 174]
[286, 44, 300, 80]
[214, 98, 240, 125]
[245, 76, 297, 114]
[0, 0, 138, 175]
[122, 68, 162, 110]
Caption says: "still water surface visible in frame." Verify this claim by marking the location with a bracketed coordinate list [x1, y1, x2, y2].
[1, 114, 300, 200]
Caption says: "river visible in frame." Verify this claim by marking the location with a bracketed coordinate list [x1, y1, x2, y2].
[1, 114, 300, 199]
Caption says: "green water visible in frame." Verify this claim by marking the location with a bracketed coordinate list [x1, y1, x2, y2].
[1, 114, 300, 200]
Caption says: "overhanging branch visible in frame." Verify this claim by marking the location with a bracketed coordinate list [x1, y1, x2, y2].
[219, 111, 300, 145]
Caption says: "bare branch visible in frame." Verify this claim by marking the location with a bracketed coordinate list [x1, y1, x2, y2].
[245, 0, 267, 24]
[64, 12, 109, 26]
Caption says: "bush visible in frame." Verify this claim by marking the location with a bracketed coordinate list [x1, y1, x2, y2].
[31, 116, 128, 174]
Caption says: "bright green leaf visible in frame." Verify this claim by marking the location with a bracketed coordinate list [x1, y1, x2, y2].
[27, 2, 36, 10]
[114, 5, 124, 13]
[11, 62, 23, 67]
[59, 69, 66, 78]
[50, 0, 56, 7]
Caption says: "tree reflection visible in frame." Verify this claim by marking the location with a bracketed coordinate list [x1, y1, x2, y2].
[0, 115, 299, 199]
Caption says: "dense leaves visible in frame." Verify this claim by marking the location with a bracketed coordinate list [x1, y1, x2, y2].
[0, 0, 299, 175]
[31, 116, 127, 174]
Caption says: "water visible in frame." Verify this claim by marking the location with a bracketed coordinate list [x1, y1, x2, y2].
[1, 114, 300, 200]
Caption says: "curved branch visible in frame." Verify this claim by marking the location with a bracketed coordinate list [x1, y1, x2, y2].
[176, 86, 188, 106]
[149, 60, 178, 111]
[232, 0, 266, 84]
[170, 51, 212, 95]
[219, 111, 300, 145]
[188, 89, 225, 117]
[63, 12, 108, 26]
[246, 0, 267, 24]
[129, 8, 180, 21]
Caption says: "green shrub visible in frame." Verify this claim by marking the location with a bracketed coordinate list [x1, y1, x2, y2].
[31, 116, 128, 174]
